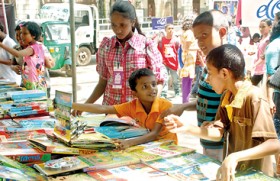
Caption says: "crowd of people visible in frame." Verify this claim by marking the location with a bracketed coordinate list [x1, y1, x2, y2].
[1, 0, 280, 180]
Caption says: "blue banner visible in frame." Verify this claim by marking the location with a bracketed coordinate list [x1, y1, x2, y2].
[151, 16, 174, 30]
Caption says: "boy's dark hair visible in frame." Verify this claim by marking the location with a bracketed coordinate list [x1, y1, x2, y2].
[110, 0, 145, 36]
[129, 68, 155, 91]
[193, 10, 229, 30]
[22, 21, 41, 41]
[0, 22, 4, 32]
[252, 33, 260, 39]
[206, 44, 245, 80]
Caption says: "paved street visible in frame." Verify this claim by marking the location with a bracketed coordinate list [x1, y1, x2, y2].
[49, 58, 202, 153]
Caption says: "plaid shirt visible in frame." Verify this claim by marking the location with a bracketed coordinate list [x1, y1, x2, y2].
[96, 34, 165, 105]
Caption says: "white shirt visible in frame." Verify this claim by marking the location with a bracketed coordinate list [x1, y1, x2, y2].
[0, 36, 21, 85]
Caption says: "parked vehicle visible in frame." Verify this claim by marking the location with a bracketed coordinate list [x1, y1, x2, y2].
[39, 3, 181, 66]
[40, 3, 101, 66]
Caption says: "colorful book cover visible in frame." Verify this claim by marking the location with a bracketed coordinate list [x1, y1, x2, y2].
[99, 115, 138, 127]
[126, 143, 195, 162]
[53, 90, 73, 142]
[34, 156, 90, 176]
[0, 141, 51, 163]
[235, 168, 278, 180]
[94, 126, 149, 139]
[145, 154, 200, 174]
[48, 173, 96, 181]
[29, 137, 98, 155]
[4, 116, 56, 132]
[87, 163, 176, 181]
[0, 155, 37, 173]
[169, 162, 221, 181]
[8, 90, 47, 100]
[0, 119, 21, 128]
[70, 132, 116, 150]
[0, 129, 50, 142]
[0, 165, 47, 181]
[79, 151, 141, 172]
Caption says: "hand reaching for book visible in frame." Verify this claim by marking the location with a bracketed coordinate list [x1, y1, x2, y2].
[71, 109, 83, 117]
[113, 139, 130, 150]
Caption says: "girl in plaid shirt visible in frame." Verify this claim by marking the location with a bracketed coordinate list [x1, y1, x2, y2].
[73, 0, 166, 116]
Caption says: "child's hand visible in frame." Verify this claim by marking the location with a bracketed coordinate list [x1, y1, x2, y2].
[113, 139, 130, 150]
[216, 154, 238, 181]
[163, 114, 184, 133]
[71, 109, 83, 117]
[11, 65, 21, 75]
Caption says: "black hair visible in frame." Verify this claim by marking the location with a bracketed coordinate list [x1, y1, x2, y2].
[110, 0, 145, 36]
[15, 21, 25, 31]
[129, 68, 155, 91]
[193, 10, 229, 30]
[275, 11, 280, 21]
[270, 20, 280, 42]
[22, 21, 41, 41]
[0, 22, 4, 32]
[206, 44, 245, 80]
[260, 18, 272, 27]
[252, 33, 260, 39]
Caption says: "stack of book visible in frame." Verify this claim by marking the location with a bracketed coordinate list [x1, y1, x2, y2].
[53, 90, 116, 150]
[0, 154, 47, 180]
[0, 90, 49, 118]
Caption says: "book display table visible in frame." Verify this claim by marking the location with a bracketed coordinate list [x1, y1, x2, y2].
[0, 84, 278, 180]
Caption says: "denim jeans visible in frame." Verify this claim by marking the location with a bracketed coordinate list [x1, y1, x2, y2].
[191, 65, 203, 95]
[161, 66, 180, 97]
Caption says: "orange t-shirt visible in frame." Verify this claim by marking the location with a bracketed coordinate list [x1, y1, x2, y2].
[114, 97, 177, 143]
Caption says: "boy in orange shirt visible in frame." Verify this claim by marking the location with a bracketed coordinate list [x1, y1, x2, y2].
[72, 68, 176, 149]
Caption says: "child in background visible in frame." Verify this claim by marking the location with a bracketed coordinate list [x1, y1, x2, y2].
[164, 44, 278, 179]
[72, 68, 176, 149]
[245, 33, 260, 78]
[251, 19, 272, 86]
[179, 19, 197, 103]
[0, 21, 53, 92]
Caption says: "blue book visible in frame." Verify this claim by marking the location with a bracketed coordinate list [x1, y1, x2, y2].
[8, 90, 46, 100]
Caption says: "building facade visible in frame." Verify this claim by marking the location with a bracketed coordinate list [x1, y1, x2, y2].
[5, 0, 211, 22]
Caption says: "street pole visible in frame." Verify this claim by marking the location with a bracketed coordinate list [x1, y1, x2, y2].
[69, 0, 77, 102]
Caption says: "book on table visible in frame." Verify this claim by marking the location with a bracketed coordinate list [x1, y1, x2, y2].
[0, 129, 50, 142]
[34, 156, 90, 176]
[235, 168, 278, 180]
[0, 154, 47, 180]
[3, 116, 57, 132]
[125, 141, 195, 162]
[48, 172, 96, 181]
[160, 152, 221, 180]
[78, 151, 141, 172]
[0, 140, 51, 164]
[87, 163, 177, 181]
[29, 136, 98, 155]
[0, 165, 47, 181]
[0, 119, 21, 128]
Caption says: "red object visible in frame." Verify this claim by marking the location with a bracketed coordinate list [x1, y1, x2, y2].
[236, 0, 242, 26]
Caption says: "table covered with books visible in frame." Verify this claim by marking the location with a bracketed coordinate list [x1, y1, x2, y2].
[0, 81, 278, 180]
